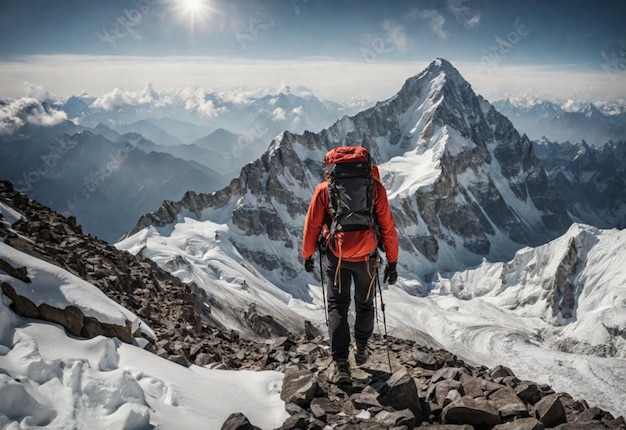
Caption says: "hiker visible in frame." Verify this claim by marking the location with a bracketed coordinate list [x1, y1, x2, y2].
[302, 146, 399, 385]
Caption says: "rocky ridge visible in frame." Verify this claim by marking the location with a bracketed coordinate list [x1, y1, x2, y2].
[0, 179, 291, 365]
[1, 180, 624, 428]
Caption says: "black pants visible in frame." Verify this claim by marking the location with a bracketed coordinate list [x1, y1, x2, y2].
[322, 250, 378, 361]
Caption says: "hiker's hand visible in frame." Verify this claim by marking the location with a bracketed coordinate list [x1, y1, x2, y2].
[384, 262, 397, 284]
[304, 258, 315, 273]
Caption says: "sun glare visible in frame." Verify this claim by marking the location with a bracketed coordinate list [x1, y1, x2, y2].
[182, 0, 204, 14]
[171, 0, 214, 31]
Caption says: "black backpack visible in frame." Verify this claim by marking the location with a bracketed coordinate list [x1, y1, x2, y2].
[324, 146, 376, 237]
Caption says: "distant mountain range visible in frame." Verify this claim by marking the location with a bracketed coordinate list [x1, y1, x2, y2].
[493, 98, 626, 146]
[92, 124, 264, 179]
[0, 126, 226, 242]
[0, 87, 365, 241]
[58, 84, 366, 145]
[534, 138, 626, 229]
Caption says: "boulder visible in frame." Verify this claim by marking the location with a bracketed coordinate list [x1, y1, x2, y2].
[221, 412, 261, 430]
[373, 409, 416, 428]
[493, 417, 545, 430]
[488, 386, 529, 419]
[0, 258, 31, 282]
[377, 367, 423, 420]
[280, 368, 318, 408]
[442, 396, 501, 427]
[534, 394, 567, 428]
[516, 381, 542, 405]
[426, 378, 463, 410]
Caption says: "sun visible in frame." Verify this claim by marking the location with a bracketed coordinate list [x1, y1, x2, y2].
[181, 0, 204, 15]
[170, 0, 214, 31]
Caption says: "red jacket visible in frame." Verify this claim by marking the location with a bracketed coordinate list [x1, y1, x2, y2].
[302, 165, 399, 263]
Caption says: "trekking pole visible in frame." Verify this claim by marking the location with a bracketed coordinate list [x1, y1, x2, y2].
[376, 262, 393, 374]
[319, 250, 329, 326]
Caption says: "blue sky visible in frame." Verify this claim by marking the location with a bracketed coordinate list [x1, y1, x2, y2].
[0, 0, 625, 102]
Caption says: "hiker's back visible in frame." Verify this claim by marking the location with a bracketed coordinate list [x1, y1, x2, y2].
[324, 146, 379, 260]
[324, 146, 375, 233]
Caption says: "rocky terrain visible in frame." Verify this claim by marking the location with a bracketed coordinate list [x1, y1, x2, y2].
[0, 179, 291, 366]
[1, 180, 624, 428]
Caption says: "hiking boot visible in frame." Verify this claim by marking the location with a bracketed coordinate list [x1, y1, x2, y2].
[331, 359, 351, 385]
[354, 343, 369, 366]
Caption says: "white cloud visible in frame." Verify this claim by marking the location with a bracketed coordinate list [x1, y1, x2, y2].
[91, 88, 138, 110]
[0, 97, 67, 134]
[196, 98, 225, 117]
[447, 0, 481, 29]
[89, 84, 233, 117]
[290, 106, 303, 126]
[561, 99, 582, 112]
[502, 93, 543, 108]
[381, 20, 409, 52]
[271, 107, 286, 120]
[276, 81, 291, 94]
[466, 14, 480, 28]
[214, 88, 262, 105]
[182, 89, 228, 117]
[410, 9, 448, 40]
[91, 82, 168, 110]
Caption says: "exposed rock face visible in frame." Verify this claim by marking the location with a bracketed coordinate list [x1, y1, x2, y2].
[379, 60, 569, 254]
[0, 257, 30, 282]
[129, 183, 240, 234]
[127, 59, 571, 286]
[543, 237, 579, 319]
[220, 412, 261, 430]
[1, 281, 133, 342]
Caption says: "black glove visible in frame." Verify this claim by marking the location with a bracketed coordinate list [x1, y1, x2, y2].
[304, 257, 315, 273]
[383, 262, 397, 284]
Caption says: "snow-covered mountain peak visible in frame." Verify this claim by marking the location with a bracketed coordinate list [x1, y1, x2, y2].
[404, 58, 466, 91]
[376, 58, 490, 164]
[581, 102, 604, 118]
[427, 58, 469, 88]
